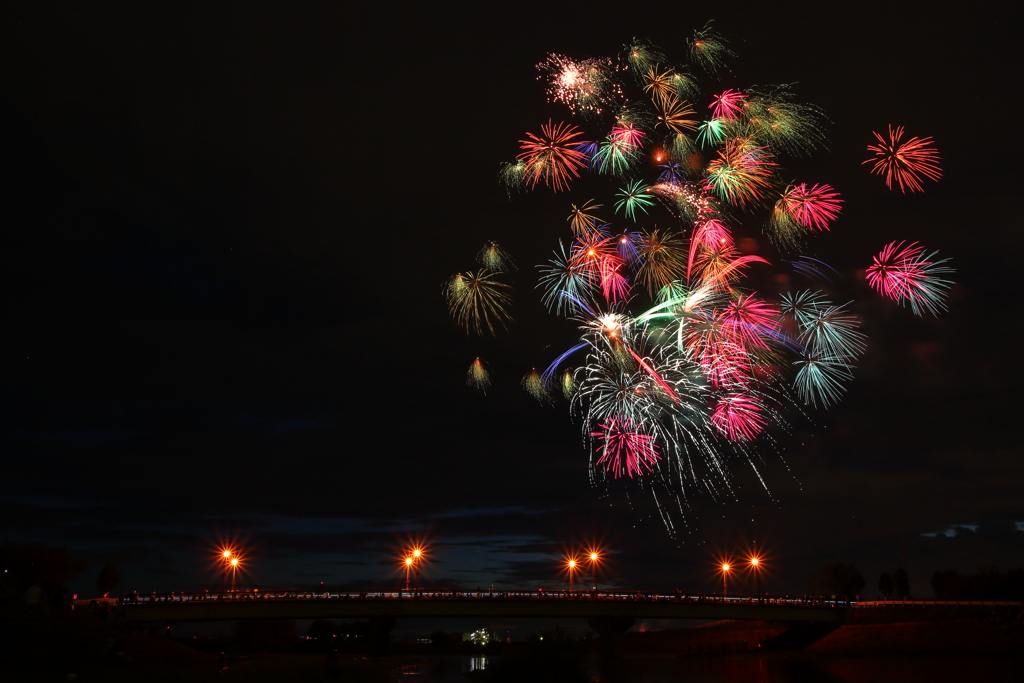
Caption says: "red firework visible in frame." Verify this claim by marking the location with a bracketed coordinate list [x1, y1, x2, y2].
[518, 120, 591, 192]
[591, 417, 661, 478]
[779, 183, 843, 231]
[863, 125, 942, 193]
[711, 393, 766, 441]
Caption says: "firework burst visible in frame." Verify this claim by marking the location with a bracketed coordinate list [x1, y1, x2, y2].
[706, 138, 777, 207]
[477, 241, 516, 272]
[518, 120, 591, 192]
[592, 416, 661, 478]
[467, 358, 491, 394]
[454, 30, 954, 530]
[446, 269, 513, 336]
[614, 180, 655, 221]
[689, 21, 735, 74]
[866, 241, 954, 316]
[538, 54, 622, 116]
[864, 125, 942, 193]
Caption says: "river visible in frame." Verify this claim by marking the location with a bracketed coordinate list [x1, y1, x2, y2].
[400, 654, 1024, 682]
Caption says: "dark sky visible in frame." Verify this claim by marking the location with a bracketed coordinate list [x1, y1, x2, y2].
[2, 0, 1022, 614]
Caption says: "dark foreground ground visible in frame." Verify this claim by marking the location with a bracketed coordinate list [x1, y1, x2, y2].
[3, 605, 1023, 682]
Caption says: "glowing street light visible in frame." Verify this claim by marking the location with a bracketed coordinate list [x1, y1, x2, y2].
[564, 556, 580, 592]
[720, 562, 731, 596]
[403, 546, 426, 590]
[585, 549, 603, 591]
[748, 555, 763, 597]
[403, 556, 414, 591]
[229, 557, 240, 592]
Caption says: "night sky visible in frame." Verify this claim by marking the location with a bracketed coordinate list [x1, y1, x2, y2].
[3, 0, 1022, 620]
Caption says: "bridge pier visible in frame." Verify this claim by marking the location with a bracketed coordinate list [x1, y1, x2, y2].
[588, 616, 634, 683]
[367, 615, 395, 657]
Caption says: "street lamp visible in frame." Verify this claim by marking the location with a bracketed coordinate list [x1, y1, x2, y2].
[565, 557, 580, 592]
[230, 558, 239, 592]
[586, 550, 602, 591]
[219, 549, 234, 595]
[403, 556, 414, 591]
[720, 562, 731, 597]
[748, 556, 763, 598]
[402, 546, 425, 590]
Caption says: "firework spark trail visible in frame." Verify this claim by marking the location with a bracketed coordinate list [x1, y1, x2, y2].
[706, 138, 777, 206]
[477, 241, 516, 272]
[864, 125, 942, 193]
[615, 180, 655, 221]
[778, 183, 842, 231]
[866, 241, 954, 316]
[592, 417, 661, 478]
[538, 54, 622, 116]
[467, 358, 491, 394]
[518, 120, 591, 192]
[711, 393, 766, 441]
[446, 269, 513, 336]
[711, 89, 746, 121]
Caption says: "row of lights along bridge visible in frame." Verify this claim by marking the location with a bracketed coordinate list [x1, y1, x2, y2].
[216, 545, 765, 595]
[401, 546, 766, 595]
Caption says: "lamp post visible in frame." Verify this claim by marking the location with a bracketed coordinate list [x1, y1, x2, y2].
[566, 557, 578, 592]
[412, 548, 422, 590]
[403, 556, 414, 591]
[587, 550, 601, 591]
[721, 563, 730, 597]
[230, 558, 239, 592]
[748, 556, 762, 598]
[220, 550, 233, 595]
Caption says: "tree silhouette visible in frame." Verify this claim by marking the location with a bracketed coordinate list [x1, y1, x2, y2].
[809, 562, 865, 599]
[878, 572, 894, 599]
[893, 567, 910, 599]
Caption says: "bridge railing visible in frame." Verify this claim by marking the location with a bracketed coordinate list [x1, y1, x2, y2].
[118, 590, 852, 609]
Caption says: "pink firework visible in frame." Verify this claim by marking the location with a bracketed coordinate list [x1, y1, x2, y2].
[700, 342, 752, 390]
[592, 417, 661, 478]
[779, 183, 843, 231]
[597, 252, 630, 302]
[722, 294, 780, 351]
[710, 89, 746, 121]
[863, 125, 942, 193]
[711, 393, 766, 441]
[865, 241, 955, 316]
[518, 120, 591, 192]
[687, 218, 733, 280]
[609, 123, 646, 152]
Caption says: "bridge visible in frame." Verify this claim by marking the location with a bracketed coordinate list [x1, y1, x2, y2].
[114, 590, 852, 625]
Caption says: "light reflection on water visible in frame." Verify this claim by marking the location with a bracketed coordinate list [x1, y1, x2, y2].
[465, 656, 488, 673]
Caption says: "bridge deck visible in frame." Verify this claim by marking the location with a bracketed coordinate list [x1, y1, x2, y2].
[116, 591, 850, 624]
